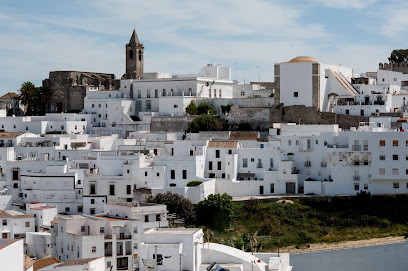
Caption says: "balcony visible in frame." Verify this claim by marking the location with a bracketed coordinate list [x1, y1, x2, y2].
[352, 145, 361, 151]
[320, 161, 327, 167]
[305, 161, 311, 167]
[118, 233, 131, 240]
[257, 163, 263, 168]
[354, 176, 360, 181]
[292, 169, 300, 174]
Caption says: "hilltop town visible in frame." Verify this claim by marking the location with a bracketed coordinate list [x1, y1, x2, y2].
[2, 29, 408, 271]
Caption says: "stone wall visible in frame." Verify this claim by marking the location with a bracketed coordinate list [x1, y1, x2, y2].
[150, 116, 195, 132]
[379, 62, 408, 74]
[227, 107, 271, 131]
[43, 71, 120, 113]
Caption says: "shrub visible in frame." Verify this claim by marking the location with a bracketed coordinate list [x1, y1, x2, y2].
[187, 115, 228, 133]
[187, 180, 203, 187]
[196, 193, 234, 230]
[185, 100, 197, 115]
[197, 102, 211, 115]
[147, 192, 196, 225]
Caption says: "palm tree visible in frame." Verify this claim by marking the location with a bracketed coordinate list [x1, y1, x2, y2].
[19, 81, 37, 116]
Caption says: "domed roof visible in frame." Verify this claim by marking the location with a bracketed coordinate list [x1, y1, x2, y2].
[287, 56, 319, 63]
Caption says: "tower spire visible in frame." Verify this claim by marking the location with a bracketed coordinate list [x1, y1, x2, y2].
[129, 28, 140, 44]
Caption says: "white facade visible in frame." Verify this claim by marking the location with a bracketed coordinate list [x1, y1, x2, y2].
[0, 239, 24, 271]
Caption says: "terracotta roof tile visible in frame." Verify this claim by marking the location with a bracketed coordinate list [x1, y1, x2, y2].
[0, 132, 25, 138]
[0, 92, 19, 99]
[33, 258, 61, 271]
[56, 257, 102, 267]
[25, 255, 35, 269]
[207, 141, 238, 148]
[0, 239, 20, 250]
[229, 131, 260, 140]
[0, 210, 13, 218]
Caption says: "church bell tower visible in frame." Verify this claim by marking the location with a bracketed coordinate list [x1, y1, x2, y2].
[125, 29, 144, 79]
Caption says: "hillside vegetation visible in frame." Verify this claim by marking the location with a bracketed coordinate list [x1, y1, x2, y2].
[203, 193, 408, 252]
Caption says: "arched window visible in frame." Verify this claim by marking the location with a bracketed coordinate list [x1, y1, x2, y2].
[138, 50, 142, 61]
[129, 50, 134, 59]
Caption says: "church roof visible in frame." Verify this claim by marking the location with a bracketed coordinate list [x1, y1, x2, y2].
[287, 56, 319, 63]
[129, 29, 140, 45]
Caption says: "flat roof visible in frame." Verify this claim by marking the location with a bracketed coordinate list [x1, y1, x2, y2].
[144, 228, 202, 235]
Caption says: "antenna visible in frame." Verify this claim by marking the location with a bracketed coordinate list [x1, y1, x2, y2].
[257, 66, 261, 82]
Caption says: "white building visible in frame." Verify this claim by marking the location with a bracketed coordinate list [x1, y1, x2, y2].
[0, 210, 35, 239]
[0, 239, 25, 271]
[275, 56, 355, 112]
[38, 257, 105, 271]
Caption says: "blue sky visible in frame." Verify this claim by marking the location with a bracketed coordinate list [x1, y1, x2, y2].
[0, 0, 407, 94]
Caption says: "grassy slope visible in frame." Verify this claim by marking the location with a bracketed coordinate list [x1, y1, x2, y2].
[205, 194, 408, 252]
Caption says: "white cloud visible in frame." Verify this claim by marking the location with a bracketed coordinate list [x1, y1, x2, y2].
[314, 0, 378, 9]
[380, 3, 408, 37]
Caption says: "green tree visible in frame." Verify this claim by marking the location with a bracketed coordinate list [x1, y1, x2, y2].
[197, 102, 211, 115]
[388, 49, 408, 63]
[185, 100, 197, 115]
[35, 86, 52, 115]
[196, 193, 234, 230]
[147, 192, 196, 225]
[19, 81, 37, 115]
[188, 115, 227, 133]
[221, 104, 232, 115]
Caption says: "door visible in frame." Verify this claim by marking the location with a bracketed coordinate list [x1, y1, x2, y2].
[56, 102, 63, 113]
[259, 186, 264, 195]
[286, 182, 296, 194]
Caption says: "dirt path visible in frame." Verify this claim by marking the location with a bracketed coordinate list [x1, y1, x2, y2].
[278, 236, 406, 254]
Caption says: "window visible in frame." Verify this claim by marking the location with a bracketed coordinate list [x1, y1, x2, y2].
[12, 170, 18, 181]
[13, 183, 18, 188]
[65, 207, 70, 213]
[156, 214, 161, 221]
[133, 227, 138, 234]
[217, 161, 221, 170]
[61, 226, 64, 233]
[393, 182, 400, 189]
[209, 161, 213, 170]
[379, 154, 385, 160]
[345, 109, 349, 115]
[25, 221, 30, 227]
[243, 158, 248, 167]
[90, 208, 95, 215]
[109, 184, 115, 196]
[90, 184, 96, 194]
[241, 91, 245, 96]
[182, 170, 187, 179]
[270, 183, 274, 193]
[156, 172, 160, 177]
[171, 170, 175, 179]
[92, 246, 96, 253]
[364, 184, 368, 190]
[379, 168, 385, 175]
[173, 104, 178, 108]
[2, 219, 6, 226]
[393, 154, 399, 160]
[406, 140, 408, 146]
[133, 243, 138, 250]
[107, 262, 112, 268]
[216, 150, 220, 158]
[393, 168, 399, 175]
[354, 184, 360, 191]
[78, 180, 81, 185]
[145, 215, 149, 222]
[250, 158, 255, 162]
[145, 171, 148, 177]
[393, 140, 399, 146]
[294, 92, 298, 97]
[91, 199, 95, 204]
[127, 185, 131, 195]
[100, 227, 104, 233]
[379, 140, 385, 146]
[81, 226, 85, 232]
[288, 140, 291, 146]
[270, 158, 274, 169]
[153, 254, 163, 265]
[92, 104, 95, 108]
